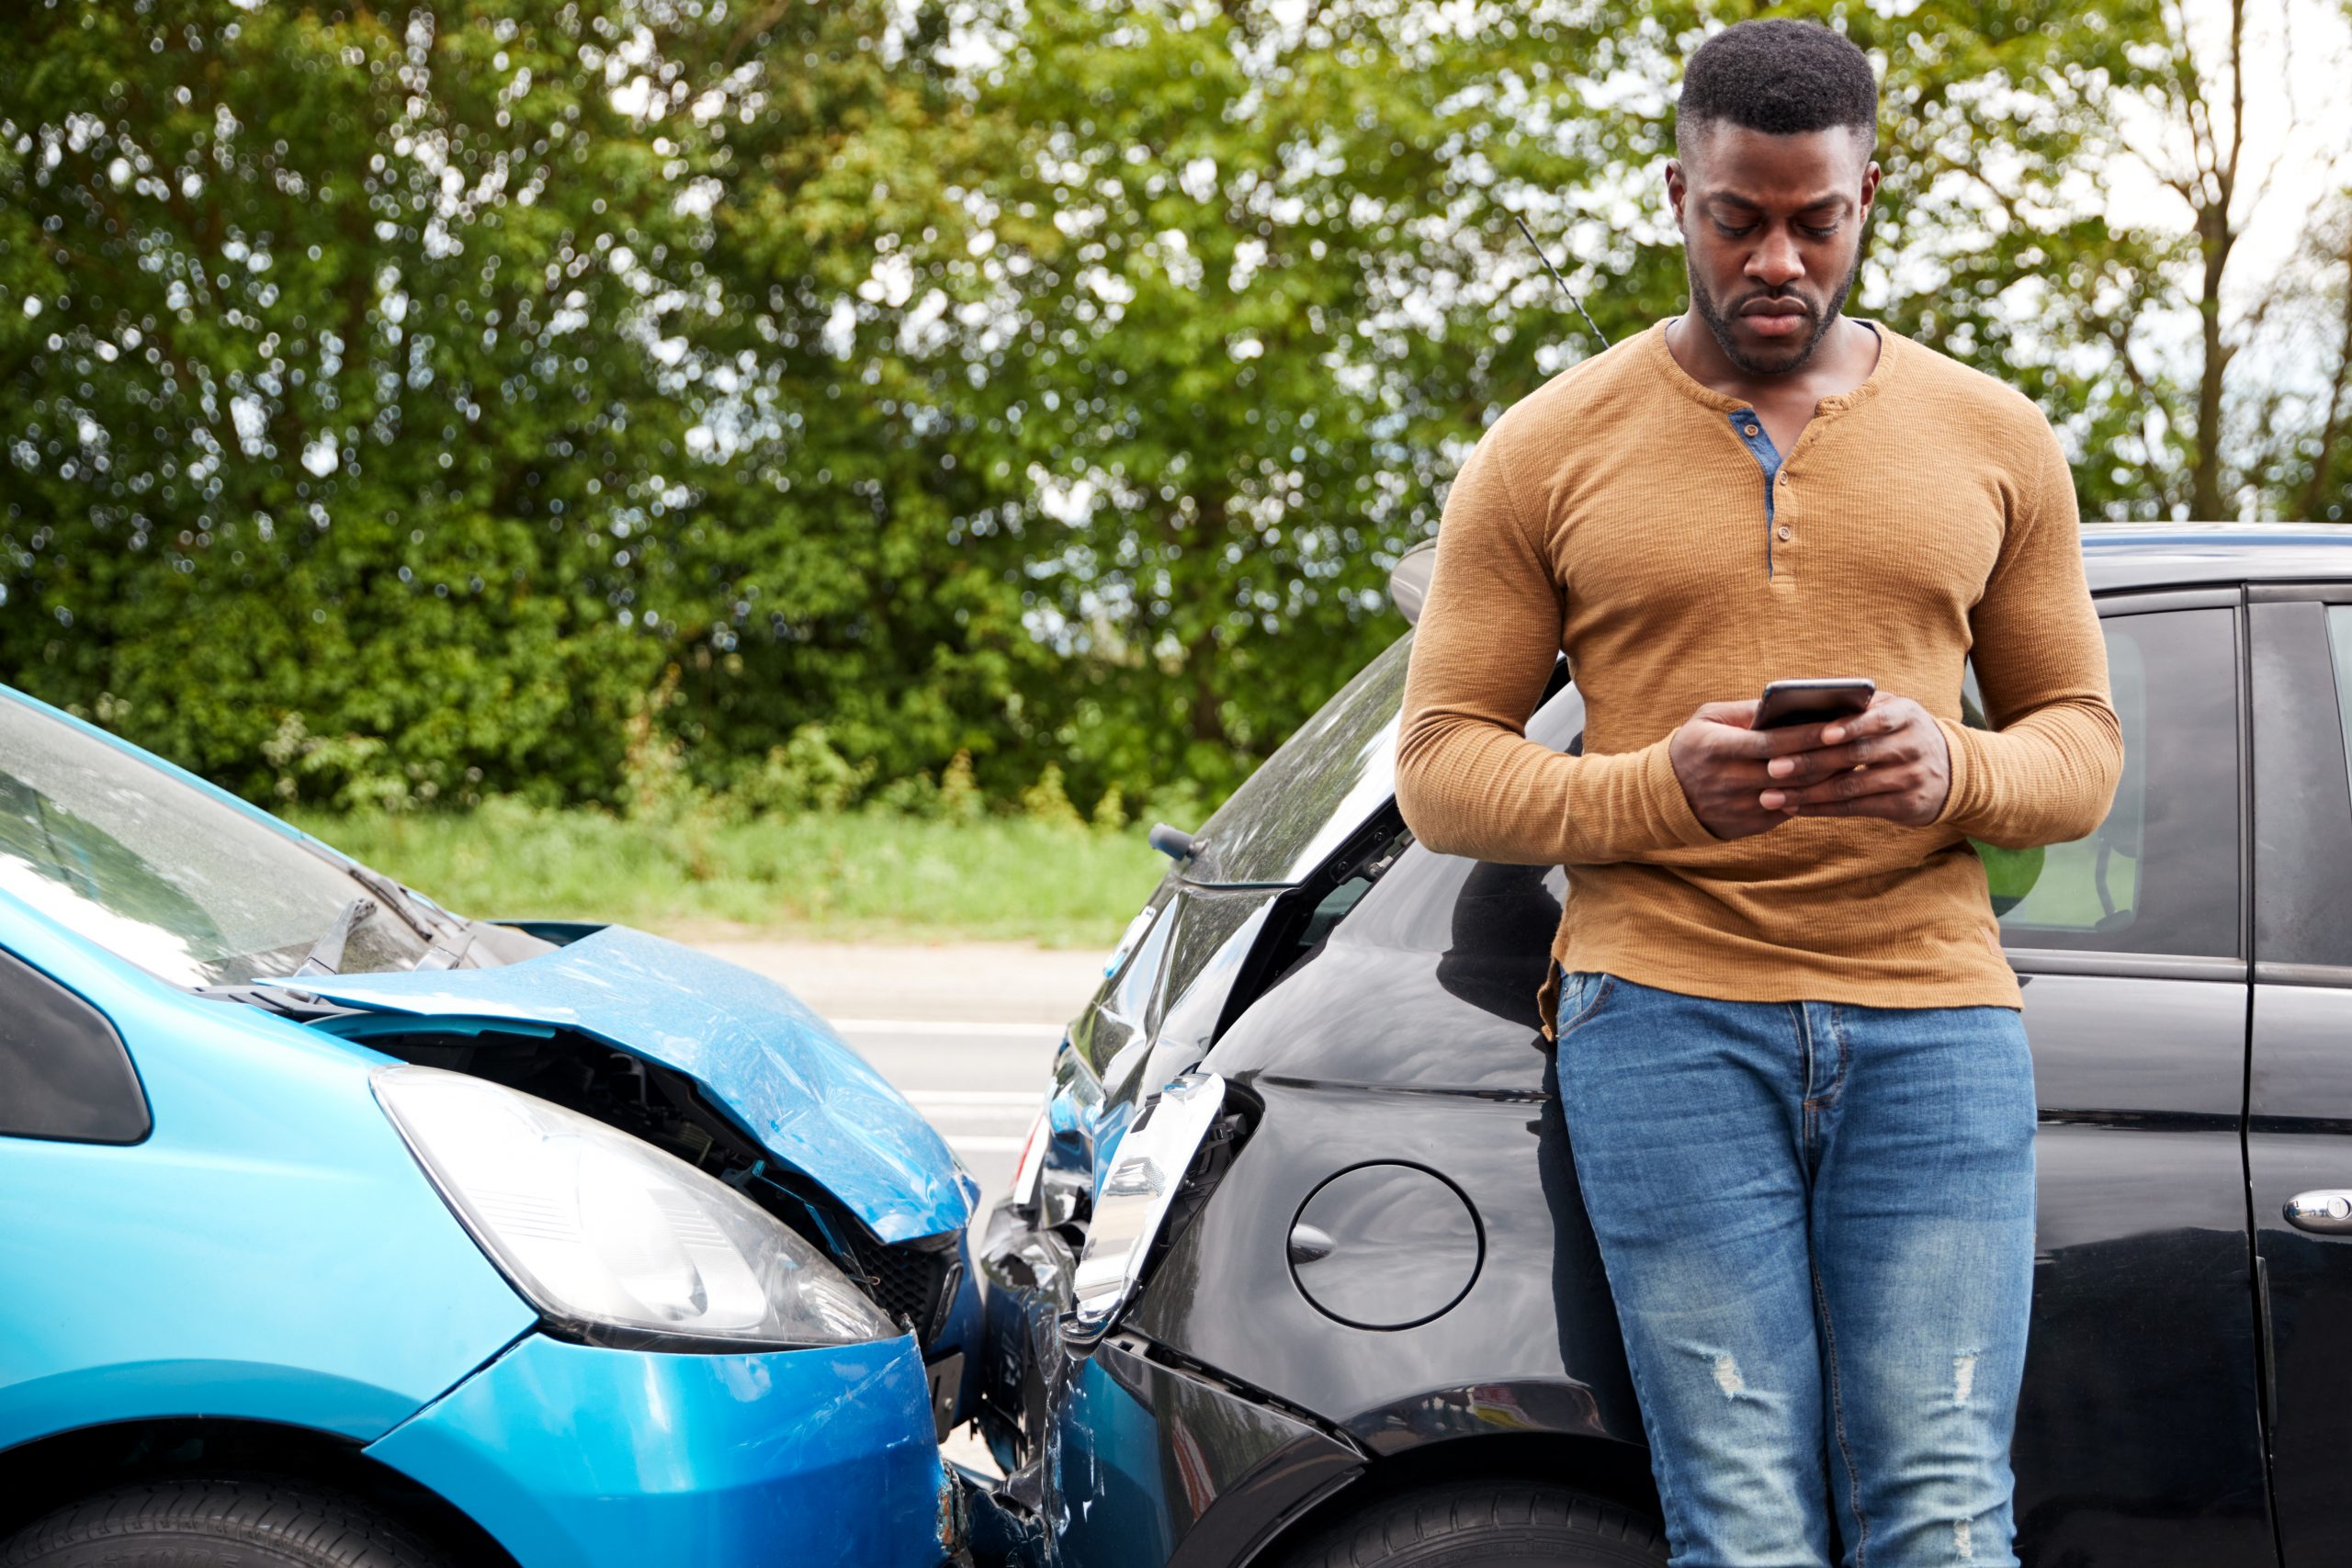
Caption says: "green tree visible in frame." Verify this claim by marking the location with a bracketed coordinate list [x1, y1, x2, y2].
[972, 0, 2184, 803]
[0, 1, 706, 806]
[635, 0, 1053, 801]
[6, 0, 2345, 827]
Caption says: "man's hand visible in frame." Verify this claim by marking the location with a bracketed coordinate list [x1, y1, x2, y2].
[1668, 700, 1859, 840]
[1754, 692, 1952, 826]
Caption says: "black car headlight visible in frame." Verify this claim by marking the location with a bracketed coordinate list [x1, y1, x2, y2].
[1061, 1071, 1227, 1348]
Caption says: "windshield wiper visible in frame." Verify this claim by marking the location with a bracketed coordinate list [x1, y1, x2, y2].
[340, 862, 447, 942]
[412, 921, 477, 972]
[292, 897, 376, 978]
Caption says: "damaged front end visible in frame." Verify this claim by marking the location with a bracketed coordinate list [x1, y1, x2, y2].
[235, 922, 985, 1434]
[969, 877, 1369, 1568]
[973, 1038, 1363, 1568]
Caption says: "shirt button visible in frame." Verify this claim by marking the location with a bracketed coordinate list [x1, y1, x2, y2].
[1776, 525, 1792, 541]
[1779, 472, 1792, 486]
[1743, 423, 1760, 437]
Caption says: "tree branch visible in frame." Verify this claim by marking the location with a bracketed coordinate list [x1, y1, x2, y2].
[2298, 227, 2352, 519]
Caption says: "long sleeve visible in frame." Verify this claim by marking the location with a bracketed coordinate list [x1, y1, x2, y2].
[1395, 435, 1720, 866]
[1930, 425, 2125, 849]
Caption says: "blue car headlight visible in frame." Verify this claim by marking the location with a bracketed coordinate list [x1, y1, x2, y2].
[374, 1065, 898, 1351]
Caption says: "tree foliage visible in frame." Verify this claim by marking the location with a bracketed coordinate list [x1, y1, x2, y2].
[2, 0, 2346, 818]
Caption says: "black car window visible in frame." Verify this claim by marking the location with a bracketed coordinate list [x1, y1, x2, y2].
[1184, 631, 1413, 886]
[1969, 606, 2240, 959]
[0, 948, 150, 1145]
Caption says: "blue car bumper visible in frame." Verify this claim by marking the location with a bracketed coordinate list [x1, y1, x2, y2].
[366, 1332, 954, 1568]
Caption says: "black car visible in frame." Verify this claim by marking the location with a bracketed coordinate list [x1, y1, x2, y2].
[969, 524, 2352, 1568]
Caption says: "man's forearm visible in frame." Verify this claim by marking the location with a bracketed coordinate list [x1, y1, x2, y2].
[1932, 697, 2123, 850]
[1394, 715, 1718, 865]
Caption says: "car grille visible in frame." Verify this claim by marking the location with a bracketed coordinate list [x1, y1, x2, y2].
[843, 1228, 961, 1346]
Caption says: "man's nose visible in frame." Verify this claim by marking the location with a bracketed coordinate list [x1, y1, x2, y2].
[1746, 226, 1804, 288]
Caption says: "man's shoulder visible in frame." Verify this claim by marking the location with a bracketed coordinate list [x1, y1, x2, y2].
[1482, 324, 1676, 456]
[1880, 325, 2057, 449]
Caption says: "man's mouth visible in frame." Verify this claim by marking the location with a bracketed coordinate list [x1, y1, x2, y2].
[1739, 299, 1811, 339]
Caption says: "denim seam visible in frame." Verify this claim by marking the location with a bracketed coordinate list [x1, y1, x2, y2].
[1823, 1004, 1851, 1110]
[1557, 1068, 1684, 1562]
[1609, 1303, 1685, 1562]
[1793, 1002, 1818, 1155]
[1812, 1257, 1871, 1565]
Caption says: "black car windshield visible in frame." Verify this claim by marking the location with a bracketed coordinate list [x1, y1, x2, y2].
[1189, 631, 1414, 885]
[0, 693, 433, 987]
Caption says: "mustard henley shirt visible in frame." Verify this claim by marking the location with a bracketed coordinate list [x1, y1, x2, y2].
[1394, 318, 2125, 1039]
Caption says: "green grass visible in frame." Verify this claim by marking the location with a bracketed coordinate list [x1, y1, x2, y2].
[286, 800, 1170, 949]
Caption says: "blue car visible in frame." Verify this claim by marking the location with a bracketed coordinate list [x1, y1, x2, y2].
[0, 685, 983, 1568]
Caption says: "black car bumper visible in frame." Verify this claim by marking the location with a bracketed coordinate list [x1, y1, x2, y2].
[976, 1203, 1362, 1568]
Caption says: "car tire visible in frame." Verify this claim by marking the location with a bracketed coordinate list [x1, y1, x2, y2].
[1276, 1478, 1669, 1567]
[0, 1478, 454, 1568]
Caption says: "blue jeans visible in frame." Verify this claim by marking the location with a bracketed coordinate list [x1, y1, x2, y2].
[1555, 967, 2037, 1568]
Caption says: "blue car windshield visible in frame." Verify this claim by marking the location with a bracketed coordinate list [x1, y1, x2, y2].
[0, 694, 432, 987]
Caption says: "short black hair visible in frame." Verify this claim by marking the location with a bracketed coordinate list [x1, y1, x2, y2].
[1675, 19, 1878, 161]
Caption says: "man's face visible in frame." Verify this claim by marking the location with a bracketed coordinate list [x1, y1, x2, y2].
[1666, 122, 1880, 376]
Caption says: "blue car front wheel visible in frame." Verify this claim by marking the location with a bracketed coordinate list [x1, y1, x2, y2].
[1, 1479, 453, 1568]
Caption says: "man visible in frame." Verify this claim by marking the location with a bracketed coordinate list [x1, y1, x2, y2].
[1394, 18, 2123, 1568]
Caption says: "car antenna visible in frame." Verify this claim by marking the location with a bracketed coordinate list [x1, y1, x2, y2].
[1512, 212, 1610, 351]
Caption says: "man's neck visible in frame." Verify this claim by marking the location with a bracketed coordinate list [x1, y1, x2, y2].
[1664, 313, 1881, 409]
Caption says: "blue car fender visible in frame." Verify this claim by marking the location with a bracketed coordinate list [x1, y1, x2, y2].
[0, 900, 536, 1453]
[366, 1333, 954, 1568]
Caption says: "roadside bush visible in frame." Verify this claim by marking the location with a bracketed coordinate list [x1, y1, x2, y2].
[1018, 763, 1086, 830]
[733, 726, 880, 818]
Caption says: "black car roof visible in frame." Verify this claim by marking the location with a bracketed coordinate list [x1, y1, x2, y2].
[2084, 522, 2352, 594]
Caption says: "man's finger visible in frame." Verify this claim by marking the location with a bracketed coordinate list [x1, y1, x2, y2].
[1719, 718, 1848, 760]
[1759, 765, 1915, 809]
[1691, 698, 1763, 728]
[1819, 700, 1905, 747]
[1763, 732, 1910, 782]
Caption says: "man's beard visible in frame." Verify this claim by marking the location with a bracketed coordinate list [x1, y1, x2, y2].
[1687, 244, 1864, 376]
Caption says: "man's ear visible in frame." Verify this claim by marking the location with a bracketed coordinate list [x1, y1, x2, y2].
[1664, 157, 1688, 226]
[1859, 158, 1881, 221]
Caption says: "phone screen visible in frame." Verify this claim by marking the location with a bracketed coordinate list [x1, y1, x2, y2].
[1755, 679, 1875, 730]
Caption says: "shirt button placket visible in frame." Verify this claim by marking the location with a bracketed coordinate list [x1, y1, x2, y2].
[1775, 471, 1793, 578]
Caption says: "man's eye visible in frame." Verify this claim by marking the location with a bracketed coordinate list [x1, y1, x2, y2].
[1804, 224, 1839, 240]
[1715, 223, 1755, 238]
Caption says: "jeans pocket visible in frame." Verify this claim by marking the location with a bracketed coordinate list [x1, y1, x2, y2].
[1556, 967, 1615, 1039]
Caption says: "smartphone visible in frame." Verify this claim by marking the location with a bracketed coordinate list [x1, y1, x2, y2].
[1754, 678, 1876, 730]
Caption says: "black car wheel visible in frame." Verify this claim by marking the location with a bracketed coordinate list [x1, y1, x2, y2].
[0, 1479, 453, 1568]
[1276, 1479, 1669, 1567]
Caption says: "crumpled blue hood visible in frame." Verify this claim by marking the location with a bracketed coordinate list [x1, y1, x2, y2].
[270, 926, 974, 1244]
